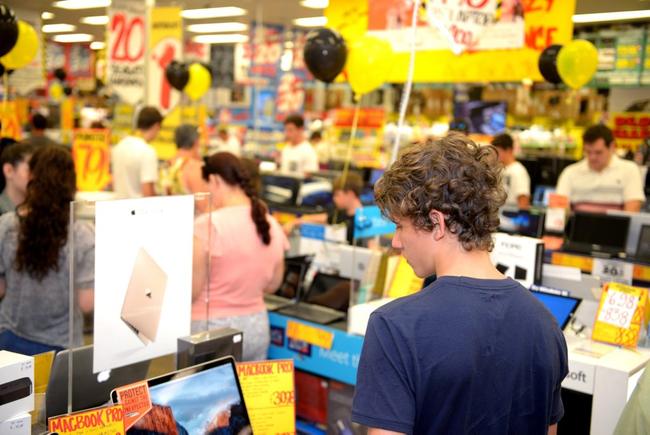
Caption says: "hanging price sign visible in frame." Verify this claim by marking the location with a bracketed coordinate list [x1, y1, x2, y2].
[72, 129, 111, 192]
[592, 282, 648, 348]
[592, 258, 634, 285]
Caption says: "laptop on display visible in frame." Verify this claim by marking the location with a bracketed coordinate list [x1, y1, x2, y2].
[531, 291, 581, 329]
[562, 212, 630, 257]
[276, 272, 349, 325]
[119, 357, 252, 434]
[264, 256, 312, 311]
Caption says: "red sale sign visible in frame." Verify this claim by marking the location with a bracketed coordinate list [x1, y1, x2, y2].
[108, 0, 147, 105]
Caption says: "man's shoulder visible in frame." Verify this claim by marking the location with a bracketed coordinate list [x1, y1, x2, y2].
[612, 156, 641, 173]
[559, 159, 587, 178]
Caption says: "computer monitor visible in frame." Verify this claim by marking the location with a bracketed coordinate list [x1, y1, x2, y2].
[531, 291, 581, 329]
[499, 209, 545, 238]
[275, 259, 309, 299]
[453, 101, 507, 135]
[532, 185, 556, 208]
[564, 212, 630, 256]
[304, 272, 351, 311]
[636, 224, 650, 262]
[122, 357, 252, 434]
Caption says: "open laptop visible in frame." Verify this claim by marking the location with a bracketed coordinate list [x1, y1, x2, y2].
[120, 248, 168, 344]
[562, 212, 630, 257]
[118, 356, 251, 434]
[277, 272, 348, 325]
[46, 344, 150, 419]
[531, 290, 581, 329]
[499, 208, 545, 238]
[635, 224, 650, 263]
[264, 256, 312, 311]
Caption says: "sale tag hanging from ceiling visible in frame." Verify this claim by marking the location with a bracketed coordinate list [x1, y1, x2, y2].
[108, 0, 147, 105]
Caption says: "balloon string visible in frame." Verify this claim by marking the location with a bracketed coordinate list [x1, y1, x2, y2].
[1, 74, 8, 137]
[333, 98, 361, 225]
[390, 0, 420, 164]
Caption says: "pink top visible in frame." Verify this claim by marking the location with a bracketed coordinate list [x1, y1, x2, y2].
[192, 205, 288, 319]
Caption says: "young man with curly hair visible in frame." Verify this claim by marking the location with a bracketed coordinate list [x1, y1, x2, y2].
[352, 135, 568, 435]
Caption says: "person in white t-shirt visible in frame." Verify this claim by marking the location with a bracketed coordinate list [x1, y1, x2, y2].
[209, 126, 241, 157]
[492, 133, 530, 209]
[111, 106, 163, 198]
[556, 124, 645, 212]
[280, 114, 319, 176]
[310, 130, 330, 168]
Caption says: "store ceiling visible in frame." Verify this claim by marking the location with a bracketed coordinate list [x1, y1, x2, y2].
[2, 0, 650, 45]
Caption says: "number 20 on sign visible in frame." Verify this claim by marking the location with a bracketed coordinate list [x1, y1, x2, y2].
[72, 129, 111, 192]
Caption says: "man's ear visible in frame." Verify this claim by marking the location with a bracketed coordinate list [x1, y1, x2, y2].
[2, 163, 13, 179]
[429, 209, 446, 241]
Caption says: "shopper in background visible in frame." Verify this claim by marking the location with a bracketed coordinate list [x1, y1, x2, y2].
[111, 106, 163, 198]
[280, 113, 319, 176]
[25, 113, 59, 148]
[0, 146, 94, 355]
[492, 133, 531, 209]
[0, 142, 34, 215]
[192, 152, 287, 361]
[352, 135, 567, 434]
[210, 125, 241, 157]
[310, 131, 331, 168]
[161, 124, 207, 195]
[614, 360, 650, 435]
[283, 172, 364, 245]
[556, 124, 645, 212]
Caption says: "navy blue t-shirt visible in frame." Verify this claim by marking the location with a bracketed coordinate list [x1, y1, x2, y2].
[352, 276, 568, 435]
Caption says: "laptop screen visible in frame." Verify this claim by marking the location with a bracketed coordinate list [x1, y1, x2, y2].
[568, 213, 629, 251]
[531, 291, 580, 329]
[499, 209, 545, 238]
[133, 358, 251, 434]
[304, 272, 350, 311]
[636, 224, 650, 261]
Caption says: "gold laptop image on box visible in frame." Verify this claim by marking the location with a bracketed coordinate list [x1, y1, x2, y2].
[120, 248, 168, 344]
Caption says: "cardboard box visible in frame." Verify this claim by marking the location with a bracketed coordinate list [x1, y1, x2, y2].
[491, 233, 544, 288]
[0, 351, 34, 422]
[0, 413, 30, 435]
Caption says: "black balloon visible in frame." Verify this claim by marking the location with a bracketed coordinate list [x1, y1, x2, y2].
[538, 44, 563, 85]
[0, 62, 4, 77]
[165, 61, 189, 91]
[54, 67, 67, 82]
[0, 4, 18, 58]
[303, 28, 347, 84]
[63, 85, 72, 96]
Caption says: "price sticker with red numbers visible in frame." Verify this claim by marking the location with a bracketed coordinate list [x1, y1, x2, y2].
[596, 288, 639, 329]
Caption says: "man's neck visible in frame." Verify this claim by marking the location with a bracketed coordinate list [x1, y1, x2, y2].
[434, 243, 504, 280]
[177, 149, 198, 160]
[345, 198, 363, 216]
[3, 185, 24, 208]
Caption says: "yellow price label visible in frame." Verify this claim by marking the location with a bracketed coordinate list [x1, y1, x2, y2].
[286, 320, 334, 350]
[48, 404, 125, 434]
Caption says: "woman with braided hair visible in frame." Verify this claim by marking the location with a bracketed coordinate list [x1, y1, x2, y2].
[191, 152, 287, 360]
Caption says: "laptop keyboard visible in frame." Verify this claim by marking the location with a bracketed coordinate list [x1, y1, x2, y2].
[277, 302, 345, 325]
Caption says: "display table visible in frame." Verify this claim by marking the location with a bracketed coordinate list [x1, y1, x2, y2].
[269, 311, 650, 434]
[561, 333, 650, 435]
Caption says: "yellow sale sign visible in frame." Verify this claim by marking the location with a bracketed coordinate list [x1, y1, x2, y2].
[0, 102, 22, 141]
[72, 129, 111, 191]
[48, 404, 125, 434]
[237, 360, 296, 435]
[592, 282, 648, 349]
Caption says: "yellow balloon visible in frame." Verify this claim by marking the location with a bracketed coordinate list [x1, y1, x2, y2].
[1, 21, 39, 70]
[346, 35, 393, 98]
[49, 82, 63, 101]
[557, 40, 598, 90]
[184, 63, 211, 101]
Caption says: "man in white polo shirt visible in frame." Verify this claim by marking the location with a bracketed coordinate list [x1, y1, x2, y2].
[280, 113, 319, 177]
[556, 124, 645, 212]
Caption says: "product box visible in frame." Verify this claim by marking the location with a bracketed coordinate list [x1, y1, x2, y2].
[0, 412, 30, 435]
[0, 351, 34, 422]
[348, 298, 395, 336]
[177, 327, 243, 369]
[491, 232, 544, 288]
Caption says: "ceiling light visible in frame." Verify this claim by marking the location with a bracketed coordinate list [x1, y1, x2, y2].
[193, 34, 249, 44]
[90, 41, 105, 50]
[52, 33, 93, 43]
[81, 15, 109, 25]
[573, 10, 650, 23]
[293, 16, 327, 27]
[187, 22, 248, 33]
[181, 7, 246, 20]
[53, 0, 111, 10]
[42, 23, 77, 33]
[300, 0, 329, 9]
[41, 12, 55, 20]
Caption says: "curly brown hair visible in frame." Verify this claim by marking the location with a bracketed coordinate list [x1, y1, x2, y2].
[15, 146, 76, 280]
[375, 134, 506, 251]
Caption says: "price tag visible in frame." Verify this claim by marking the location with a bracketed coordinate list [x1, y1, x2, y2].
[596, 289, 639, 329]
[592, 258, 633, 285]
[72, 129, 111, 192]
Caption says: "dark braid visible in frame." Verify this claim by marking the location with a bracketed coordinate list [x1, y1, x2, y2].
[203, 152, 272, 245]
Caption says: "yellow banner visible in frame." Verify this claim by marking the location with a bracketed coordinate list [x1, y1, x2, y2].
[286, 320, 334, 350]
[592, 282, 648, 349]
[72, 129, 111, 191]
[326, 0, 576, 82]
[0, 102, 22, 141]
[609, 112, 650, 152]
[148, 7, 182, 112]
[236, 360, 296, 435]
[48, 404, 125, 434]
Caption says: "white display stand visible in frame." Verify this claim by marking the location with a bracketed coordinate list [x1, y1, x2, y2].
[562, 334, 650, 435]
